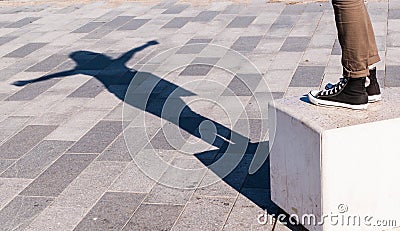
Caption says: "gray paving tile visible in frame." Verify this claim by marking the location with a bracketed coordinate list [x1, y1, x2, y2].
[72, 21, 105, 33]
[97, 135, 132, 162]
[0, 196, 53, 231]
[75, 192, 145, 231]
[103, 16, 134, 28]
[67, 120, 123, 154]
[118, 19, 150, 30]
[221, 4, 244, 14]
[179, 57, 219, 76]
[0, 36, 17, 46]
[176, 39, 213, 54]
[289, 65, 325, 87]
[231, 36, 262, 52]
[0, 178, 32, 210]
[0, 159, 14, 174]
[0, 116, 31, 144]
[83, 27, 114, 39]
[0, 125, 57, 159]
[222, 76, 254, 96]
[6, 78, 60, 101]
[385, 65, 400, 87]
[187, 38, 213, 44]
[280, 36, 311, 52]
[162, 17, 192, 29]
[227, 16, 256, 28]
[1, 140, 73, 179]
[192, 11, 219, 22]
[389, 9, 400, 19]
[172, 196, 235, 230]
[281, 3, 306, 15]
[123, 204, 184, 231]
[3, 43, 47, 58]
[68, 78, 105, 98]
[25, 54, 68, 72]
[19, 154, 96, 197]
[145, 183, 194, 205]
[162, 4, 189, 14]
[5, 17, 41, 28]
[331, 39, 341, 55]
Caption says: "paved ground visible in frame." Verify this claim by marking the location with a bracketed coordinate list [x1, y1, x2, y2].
[0, 0, 399, 230]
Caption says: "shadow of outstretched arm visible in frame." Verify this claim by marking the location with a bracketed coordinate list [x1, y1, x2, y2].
[116, 40, 159, 64]
[12, 70, 76, 86]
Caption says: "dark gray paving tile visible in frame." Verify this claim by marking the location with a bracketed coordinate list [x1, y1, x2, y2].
[162, 4, 189, 14]
[179, 57, 219, 76]
[289, 65, 325, 87]
[0, 125, 57, 159]
[152, 1, 176, 9]
[221, 4, 244, 14]
[19, 154, 96, 197]
[271, 15, 298, 26]
[0, 36, 17, 46]
[97, 135, 132, 162]
[72, 22, 105, 33]
[192, 11, 219, 22]
[176, 44, 208, 54]
[68, 78, 105, 98]
[6, 78, 60, 101]
[226, 16, 256, 28]
[0, 159, 14, 174]
[103, 16, 134, 28]
[162, 17, 192, 29]
[389, 9, 400, 19]
[281, 3, 306, 15]
[67, 120, 123, 154]
[280, 36, 311, 52]
[0, 196, 53, 230]
[222, 76, 254, 96]
[118, 19, 150, 30]
[75, 192, 145, 231]
[186, 38, 213, 44]
[331, 39, 341, 55]
[25, 54, 68, 72]
[5, 17, 41, 28]
[385, 65, 400, 87]
[83, 27, 114, 39]
[4, 43, 47, 58]
[1, 140, 73, 179]
[146, 129, 176, 150]
[231, 36, 262, 52]
[123, 204, 183, 231]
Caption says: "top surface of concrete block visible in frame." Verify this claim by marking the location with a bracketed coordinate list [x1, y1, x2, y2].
[271, 88, 400, 132]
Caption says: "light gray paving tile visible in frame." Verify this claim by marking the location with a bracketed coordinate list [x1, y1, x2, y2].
[4, 43, 47, 58]
[72, 22, 105, 33]
[221, 4, 244, 14]
[385, 65, 400, 87]
[0, 178, 32, 210]
[0, 196, 53, 231]
[280, 36, 311, 52]
[0, 116, 31, 144]
[6, 78, 60, 101]
[118, 19, 150, 30]
[52, 161, 127, 208]
[25, 54, 68, 72]
[192, 11, 219, 22]
[281, 3, 306, 15]
[289, 65, 325, 87]
[5, 17, 41, 28]
[75, 192, 145, 230]
[97, 135, 132, 162]
[231, 36, 262, 52]
[19, 154, 96, 197]
[0, 125, 57, 159]
[123, 204, 184, 231]
[162, 17, 192, 28]
[1, 140, 73, 179]
[0, 36, 17, 46]
[67, 120, 123, 154]
[162, 4, 189, 14]
[227, 16, 256, 28]
[172, 196, 235, 230]
[67, 78, 105, 98]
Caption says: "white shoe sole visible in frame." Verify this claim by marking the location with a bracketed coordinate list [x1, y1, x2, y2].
[308, 91, 368, 110]
[368, 94, 382, 103]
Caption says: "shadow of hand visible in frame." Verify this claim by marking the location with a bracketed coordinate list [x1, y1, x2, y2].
[12, 80, 31, 86]
[147, 40, 159, 46]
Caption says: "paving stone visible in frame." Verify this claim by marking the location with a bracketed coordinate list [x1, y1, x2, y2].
[83, 27, 114, 39]
[227, 16, 256, 28]
[72, 22, 105, 33]
[0, 178, 32, 210]
[231, 36, 262, 52]
[19, 154, 96, 197]
[124, 204, 184, 231]
[179, 57, 219, 76]
[103, 16, 134, 28]
[4, 43, 47, 58]
[0, 36, 17, 46]
[0, 159, 14, 174]
[162, 17, 192, 28]
[0, 116, 31, 143]
[221, 4, 244, 14]
[281, 3, 306, 15]
[172, 196, 235, 230]
[118, 19, 150, 30]
[385, 65, 400, 87]
[25, 54, 68, 72]
[331, 39, 341, 55]
[389, 9, 400, 19]
[289, 65, 325, 87]
[97, 135, 132, 162]
[6, 78, 60, 101]
[1, 140, 73, 179]
[0, 125, 57, 159]
[0, 196, 53, 231]
[192, 11, 219, 22]
[5, 17, 41, 28]
[67, 120, 123, 154]
[75, 192, 145, 231]
[280, 36, 311, 52]
[68, 78, 105, 98]
[162, 4, 189, 14]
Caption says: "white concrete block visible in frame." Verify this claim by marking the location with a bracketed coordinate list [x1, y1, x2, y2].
[269, 89, 400, 231]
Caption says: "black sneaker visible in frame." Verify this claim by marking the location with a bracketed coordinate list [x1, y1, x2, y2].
[325, 68, 381, 103]
[366, 67, 381, 102]
[308, 77, 368, 110]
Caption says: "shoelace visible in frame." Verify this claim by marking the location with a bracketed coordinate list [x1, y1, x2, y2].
[320, 77, 348, 96]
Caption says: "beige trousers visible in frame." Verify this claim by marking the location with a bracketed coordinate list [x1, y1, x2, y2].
[332, 0, 381, 78]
